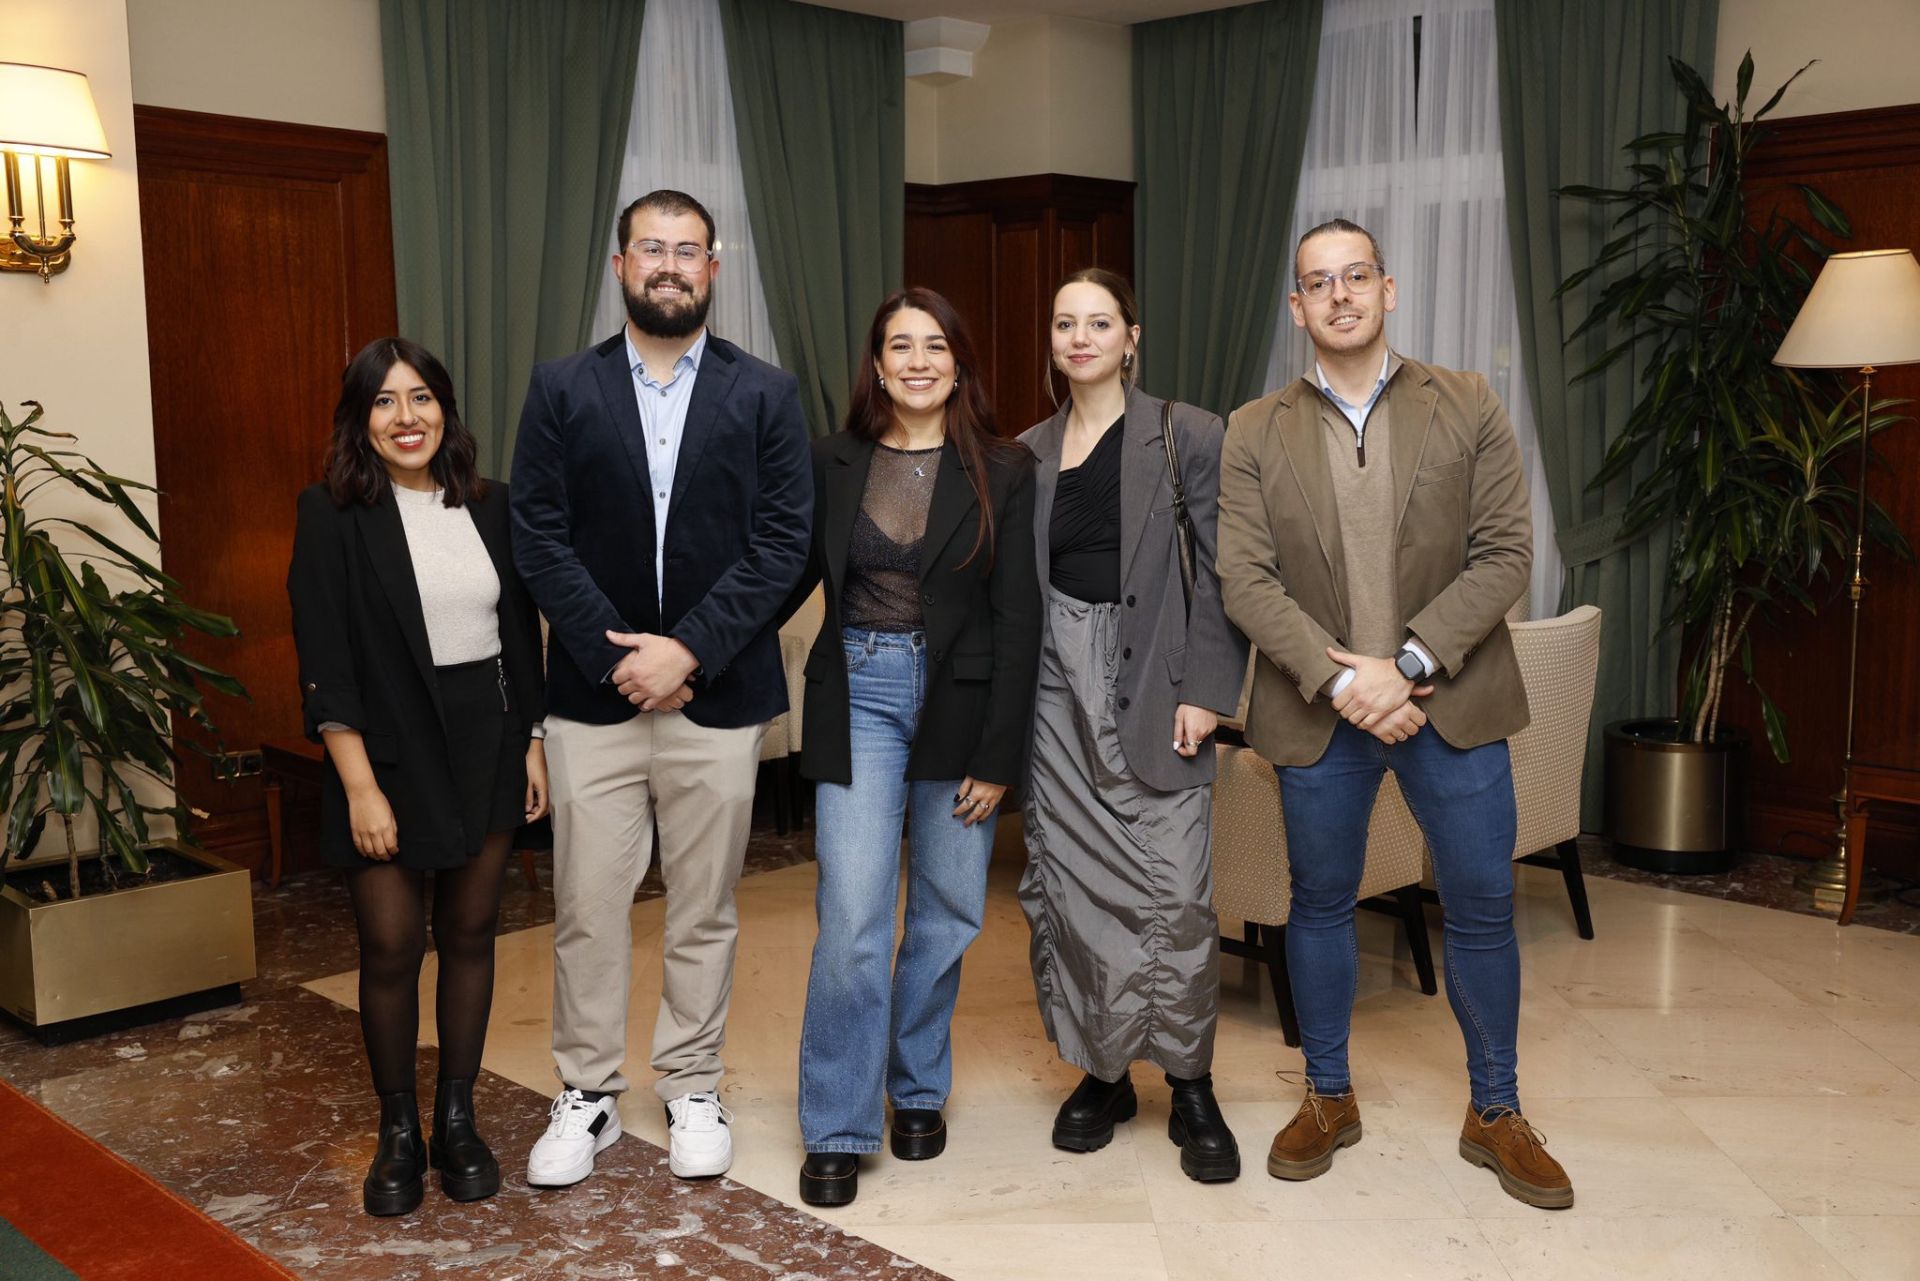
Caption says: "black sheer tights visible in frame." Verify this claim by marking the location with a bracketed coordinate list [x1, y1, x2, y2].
[346, 833, 511, 1094]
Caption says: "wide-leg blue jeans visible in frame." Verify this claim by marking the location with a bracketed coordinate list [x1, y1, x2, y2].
[799, 628, 997, 1153]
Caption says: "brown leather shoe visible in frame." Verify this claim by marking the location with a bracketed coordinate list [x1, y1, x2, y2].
[1265, 1080, 1361, 1180]
[1458, 1106, 1573, 1209]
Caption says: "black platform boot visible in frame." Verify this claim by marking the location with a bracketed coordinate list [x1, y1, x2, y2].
[364, 1091, 427, 1216]
[890, 1108, 947, 1160]
[1166, 1072, 1240, 1182]
[1051, 1072, 1137, 1152]
[799, 1152, 860, 1206]
[430, 1077, 502, 1201]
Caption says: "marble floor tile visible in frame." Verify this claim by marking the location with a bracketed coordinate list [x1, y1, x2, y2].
[1476, 1215, 1852, 1280]
[1791, 1215, 1920, 1281]
[849, 1222, 1170, 1281]
[1578, 1005, 1919, 1097]
[1353, 988, 1665, 1104]
[1826, 1007, 1920, 1081]
[1133, 1097, 1468, 1222]
[1525, 924, 1811, 1012]
[1154, 1219, 1510, 1281]
[1676, 1095, 1920, 1217]
[1393, 1095, 1783, 1220]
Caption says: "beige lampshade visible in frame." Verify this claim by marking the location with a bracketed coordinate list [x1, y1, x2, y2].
[0, 62, 111, 159]
[1774, 249, 1920, 369]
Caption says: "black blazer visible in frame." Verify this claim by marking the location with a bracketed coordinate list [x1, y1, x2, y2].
[286, 481, 545, 864]
[786, 432, 1043, 787]
[509, 331, 813, 728]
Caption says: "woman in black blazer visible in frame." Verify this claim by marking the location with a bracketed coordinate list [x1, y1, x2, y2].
[784, 288, 1041, 1207]
[287, 338, 548, 1217]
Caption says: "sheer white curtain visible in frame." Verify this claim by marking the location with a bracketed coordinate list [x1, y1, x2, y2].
[1265, 0, 1562, 617]
[593, 0, 782, 365]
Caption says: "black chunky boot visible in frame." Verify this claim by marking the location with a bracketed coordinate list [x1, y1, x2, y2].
[1051, 1072, 1137, 1152]
[799, 1152, 860, 1205]
[1166, 1072, 1240, 1182]
[363, 1091, 427, 1216]
[889, 1108, 947, 1160]
[430, 1077, 501, 1201]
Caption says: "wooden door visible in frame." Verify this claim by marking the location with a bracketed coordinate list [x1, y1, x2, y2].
[135, 106, 397, 876]
[906, 174, 1135, 436]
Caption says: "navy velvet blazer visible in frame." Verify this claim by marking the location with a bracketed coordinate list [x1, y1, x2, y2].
[509, 331, 813, 728]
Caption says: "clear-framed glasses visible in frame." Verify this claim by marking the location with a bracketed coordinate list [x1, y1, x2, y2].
[1295, 261, 1385, 299]
[627, 239, 715, 270]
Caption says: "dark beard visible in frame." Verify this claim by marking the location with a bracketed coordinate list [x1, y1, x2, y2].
[624, 274, 711, 339]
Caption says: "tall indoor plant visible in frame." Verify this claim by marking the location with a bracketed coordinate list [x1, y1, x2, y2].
[0, 398, 257, 1035]
[1557, 55, 1909, 866]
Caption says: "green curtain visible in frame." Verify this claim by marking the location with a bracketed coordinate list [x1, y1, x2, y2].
[1133, 0, 1324, 418]
[381, 0, 645, 476]
[719, 0, 903, 439]
[1494, 0, 1719, 825]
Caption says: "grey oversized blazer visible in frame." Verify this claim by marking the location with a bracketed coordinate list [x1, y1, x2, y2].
[1021, 384, 1250, 792]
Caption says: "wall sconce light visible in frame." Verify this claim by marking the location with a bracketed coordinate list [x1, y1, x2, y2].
[0, 62, 111, 284]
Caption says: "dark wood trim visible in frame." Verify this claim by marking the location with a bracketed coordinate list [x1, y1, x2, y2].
[133, 105, 390, 181]
[1744, 102, 1920, 178]
[907, 173, 1138, 220]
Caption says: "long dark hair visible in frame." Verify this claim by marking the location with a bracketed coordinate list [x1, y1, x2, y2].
[324, 337, 484, 508]
[847, 288, 1017, 568]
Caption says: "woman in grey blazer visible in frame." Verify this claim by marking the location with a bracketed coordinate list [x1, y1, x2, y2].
[1018, 269, 1250, 1183]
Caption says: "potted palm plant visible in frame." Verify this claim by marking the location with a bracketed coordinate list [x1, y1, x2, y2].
[1557, 54, 1909, 872]
[0, 398, 256, 1040]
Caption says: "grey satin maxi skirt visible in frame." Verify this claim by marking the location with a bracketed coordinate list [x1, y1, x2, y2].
[1019, 589, 1219, 1082]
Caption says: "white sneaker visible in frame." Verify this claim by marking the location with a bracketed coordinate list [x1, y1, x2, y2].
[526, 1088, 621, 1187]
[665, 1091, 733, 1178]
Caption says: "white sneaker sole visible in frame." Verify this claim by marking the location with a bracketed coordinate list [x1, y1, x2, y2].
[527, 1111, 622, 1187]
[669, 1139, 732, 1179]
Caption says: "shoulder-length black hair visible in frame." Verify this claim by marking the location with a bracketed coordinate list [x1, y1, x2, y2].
[324, 337, 484, 508]
[846, 287, 1019, 568]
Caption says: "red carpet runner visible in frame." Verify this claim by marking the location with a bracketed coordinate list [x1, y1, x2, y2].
[0, 1076, 297, 1279]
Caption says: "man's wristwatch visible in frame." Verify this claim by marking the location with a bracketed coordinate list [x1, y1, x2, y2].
[1394, 646, 1427, 682]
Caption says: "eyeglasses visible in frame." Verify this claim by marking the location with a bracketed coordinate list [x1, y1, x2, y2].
[627, 240, 714, 270]
[1296, 262, 1385, 299]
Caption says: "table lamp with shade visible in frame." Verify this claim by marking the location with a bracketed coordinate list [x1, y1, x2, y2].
[1772, 248, 1920, 919]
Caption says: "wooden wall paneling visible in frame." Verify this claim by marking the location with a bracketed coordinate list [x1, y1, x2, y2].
[135, 106, 398, 878]
[1734, 102, 1920, 875]
[906, 174, 1135, 436]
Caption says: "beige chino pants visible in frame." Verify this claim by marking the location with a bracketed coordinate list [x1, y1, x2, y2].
[545, 709, 766, 1101]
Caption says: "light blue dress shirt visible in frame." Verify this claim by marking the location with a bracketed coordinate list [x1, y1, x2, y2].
[626, 327, 708, 608]
[1314, 346, 1393, 446]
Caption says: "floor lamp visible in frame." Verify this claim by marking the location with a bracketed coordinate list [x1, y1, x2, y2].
[1773, 249, 1920, 914]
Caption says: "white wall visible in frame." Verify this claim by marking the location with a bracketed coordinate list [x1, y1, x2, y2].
[1714, 0, 1920, 117]
[126, 0, 386, 132]
[1, 0, 166, 852]
[909, 15, 1133, 185]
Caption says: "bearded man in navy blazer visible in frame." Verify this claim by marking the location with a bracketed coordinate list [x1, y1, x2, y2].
[510, 189, 811, 1188]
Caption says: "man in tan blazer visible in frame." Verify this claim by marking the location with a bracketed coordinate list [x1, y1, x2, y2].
[1217, 218, 1572, 1209]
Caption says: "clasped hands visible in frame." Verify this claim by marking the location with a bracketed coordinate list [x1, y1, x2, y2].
[1327, 647, 1434, 745]
[607, 629, 698, 711]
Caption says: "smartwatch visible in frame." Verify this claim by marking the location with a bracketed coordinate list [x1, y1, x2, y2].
[1393, 646, 1427, 682]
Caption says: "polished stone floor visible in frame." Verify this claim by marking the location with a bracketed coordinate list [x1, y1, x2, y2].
[6, 817, 1919, 1280]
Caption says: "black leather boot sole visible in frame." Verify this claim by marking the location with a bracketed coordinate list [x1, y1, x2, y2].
[362, 1178, 424, 1217]
[1168, 1110, 1242, 1182]
[800, 1154, 859, 1206]
[1051, 1080, 1138, 1153]
[889, 1109, 947, 1160]
[430, 1145, 502, 1201]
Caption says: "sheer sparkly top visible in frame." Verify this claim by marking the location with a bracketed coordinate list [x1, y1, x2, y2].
[844, 443, 942, 632]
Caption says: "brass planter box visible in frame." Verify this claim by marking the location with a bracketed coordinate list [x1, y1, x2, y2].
[1604, 718, 1748, 874]
[0, 840, 256, 1028]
